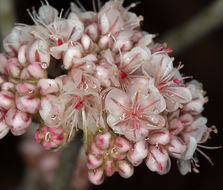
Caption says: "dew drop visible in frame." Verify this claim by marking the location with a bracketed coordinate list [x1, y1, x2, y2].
[41, 62, 48, 69]
[51, 114, 57, 120]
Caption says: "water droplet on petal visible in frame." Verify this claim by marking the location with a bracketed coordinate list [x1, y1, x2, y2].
[41, 62, 48, 69]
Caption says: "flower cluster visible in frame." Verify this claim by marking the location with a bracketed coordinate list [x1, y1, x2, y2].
[0, 0, 220, 185]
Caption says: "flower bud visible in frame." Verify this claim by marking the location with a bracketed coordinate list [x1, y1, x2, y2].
[166, 136, 187, 159]
[1, 82, 15, 92]
[146, 145, 170, 175]
[88, 169, 104, 185]
[87, 154, 103, 170]
[104, 159, 115, 176]
[148, 128, 171, 145]
[114, 136, 132, 153]
[95, 132, 111, 150]
[5, 108, 31, 136]
[0, 91, 15, 110]
[6, 58, 21, 78]
[117, 160, 134, 178]
[35, 125, 64, 150]
[16, 82, 37, 96]
[127, 140, 148, 166]
[38, 79, 60, 95]
[20, 62, 47, 80]
[16, 96, 40, 114]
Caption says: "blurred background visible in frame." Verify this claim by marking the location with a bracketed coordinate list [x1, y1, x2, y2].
[0, 0, 223, 189]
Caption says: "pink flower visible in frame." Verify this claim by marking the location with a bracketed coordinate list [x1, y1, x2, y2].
[183, 80, 208, 115]
[105, 79, 165, 141]
[143, 53, 192, 112]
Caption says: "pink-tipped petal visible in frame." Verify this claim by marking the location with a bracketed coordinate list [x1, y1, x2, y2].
[88, 169, 104, 185]
[146, 145, 171, 175]
[148, 128, 171, 145]
[127, 140, 148, 166]
[117, 160, 134, 178]
[95, 132, 111, 150]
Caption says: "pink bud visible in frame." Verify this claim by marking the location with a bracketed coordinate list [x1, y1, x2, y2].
[115, 136, 132, 153]
[179, 114, 194, 126]
[87, 154, 103, 169]
[95, 132, 111, 150]
[35, 125, 64, 150]
[16, 82, 37, 96]
[127, 140, 148, 166]
[6, 58, 21, 78]
[117, 160, 134, 178]
[1, 82, 15, 92]
[88, 169, 104, 185]
[166, 136, 187, 159]
[148, 128, 171, 145]
[146, 145, 171, 175]
[20, 62, 47, 80]
[38, 79, 60, 95]
[90, 141, 106, 155]
[5, 108, 31, 136]
[0, 91, 15, 110]
[104, 159, 115, 176]
[0, 120, 10, 139]
[169, 119, 184, 135]
[16, 96, 40, 114]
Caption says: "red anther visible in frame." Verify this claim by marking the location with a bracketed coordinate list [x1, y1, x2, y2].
[121, 71, 128, 79]
[157, 46, 165, 51]
[74, 100, 83, 109]
[173, 79, 181, 84]
[57, 38, 63, 46]
[165, 48, 173, 54]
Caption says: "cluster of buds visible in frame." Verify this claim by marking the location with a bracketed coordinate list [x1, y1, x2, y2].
[0, 0, 220, 185]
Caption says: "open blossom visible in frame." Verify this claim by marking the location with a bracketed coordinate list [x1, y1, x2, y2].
[143, 53, 192, 112]
[0, 0, 220, 185]
[105, 78, 166, 141]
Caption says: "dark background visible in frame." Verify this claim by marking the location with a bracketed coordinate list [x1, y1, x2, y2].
[0, 0, 223, 189]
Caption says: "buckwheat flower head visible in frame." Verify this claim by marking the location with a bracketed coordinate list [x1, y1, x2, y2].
[0, 0, 221, 185]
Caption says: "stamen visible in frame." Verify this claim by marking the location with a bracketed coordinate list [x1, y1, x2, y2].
[196, 147, 214, 166]
[211, 125, 218, 134]
[75, 0, 87, 12]
[173, 78, 181, 84]
[197, 144, 222, 150]
[126, 2, 141, 11]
